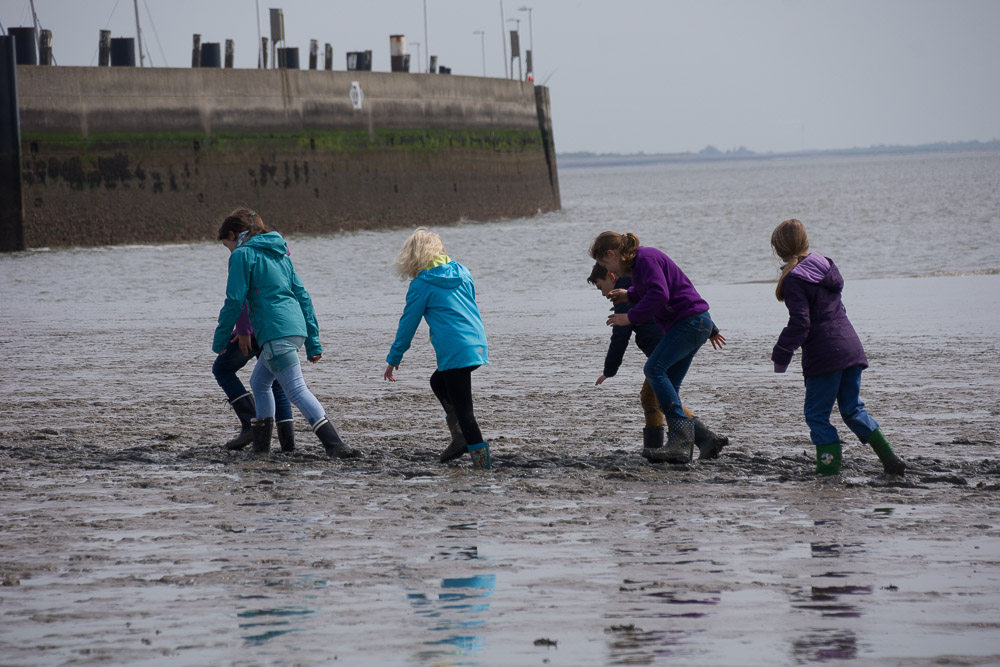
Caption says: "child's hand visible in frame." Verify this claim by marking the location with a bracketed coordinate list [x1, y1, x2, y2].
[607, 288, 629, 304]
[773, 362, 788, 373]
[237, 334, 253, 356]
[595, 375, 608, 386]
[606, 313, 630, 327]
[384, 364, 397, 382]
[308, 354, 322, 363]
[709, 332, 727, 350]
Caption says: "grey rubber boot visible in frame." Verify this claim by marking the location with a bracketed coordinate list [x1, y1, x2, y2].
[439, 403, 468, 463]
[251, 417, 273, 455]
[693, 417, 728, 460]
[648, 418, 695, 464]
[640, 425, 665, 461]
[313, 417, 361, 459]
[225, 393, 255, 450]
[276, 419, 295, 453]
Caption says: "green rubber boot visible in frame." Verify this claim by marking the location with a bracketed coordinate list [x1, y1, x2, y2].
[815, 443, 842, 476]
[866, 428, 905, 476]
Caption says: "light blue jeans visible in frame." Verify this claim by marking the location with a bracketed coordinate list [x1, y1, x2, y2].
[643, 311, 713, 421]
[803, 365, 879, 445]
[249, 336, 325, 426]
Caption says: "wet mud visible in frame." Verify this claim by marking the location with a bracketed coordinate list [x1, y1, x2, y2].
[3, 272, 1000, 665]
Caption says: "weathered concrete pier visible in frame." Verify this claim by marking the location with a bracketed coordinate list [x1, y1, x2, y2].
[2, 60, 559, 250]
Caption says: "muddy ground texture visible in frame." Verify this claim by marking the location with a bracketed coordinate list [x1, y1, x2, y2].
[2, 284, 1000, 665]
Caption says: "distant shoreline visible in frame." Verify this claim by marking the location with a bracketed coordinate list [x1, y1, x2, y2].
[557, 139, 1000, 168]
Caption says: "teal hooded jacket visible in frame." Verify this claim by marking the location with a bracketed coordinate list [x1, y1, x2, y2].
[212, 231, 322, 358]
[387, 258, 488, 371]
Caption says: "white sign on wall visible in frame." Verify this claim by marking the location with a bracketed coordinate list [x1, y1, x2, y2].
[350, 81, 364, 110]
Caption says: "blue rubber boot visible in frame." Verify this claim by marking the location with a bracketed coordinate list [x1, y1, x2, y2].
[467, 442, 492, 470]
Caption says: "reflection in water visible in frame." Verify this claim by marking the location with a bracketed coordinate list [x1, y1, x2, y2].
[787, 540, 871, 661]
[408, 574, 497, 662]
[792, 630, 858, 662]
[790, 585, 872, 619]
[238, 605, 314, 645]
[605, 582, 721, 664]
[809, 542, 865, 558]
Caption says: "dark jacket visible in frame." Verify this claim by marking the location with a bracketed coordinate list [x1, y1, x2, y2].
[603, 276, 664, 377]
[604, 275, 719, 376]
[772, 253, 868, 377]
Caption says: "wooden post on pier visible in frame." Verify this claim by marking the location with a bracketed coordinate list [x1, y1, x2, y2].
[39, 30, 52, 66]
[191, 34, 200, 68]
[0, 36, 25, 251]
[98, 30, 111, 66]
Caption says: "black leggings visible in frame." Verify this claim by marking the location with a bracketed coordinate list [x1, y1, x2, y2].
[429, 365, 484, 445]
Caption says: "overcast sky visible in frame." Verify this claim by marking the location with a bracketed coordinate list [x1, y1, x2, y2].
[3, 0, 999, 154]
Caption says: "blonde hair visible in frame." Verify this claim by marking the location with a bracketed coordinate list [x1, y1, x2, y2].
[589, 231, 641, 272]
[771, 218, 810, 301]
[393, 228, 447, 279]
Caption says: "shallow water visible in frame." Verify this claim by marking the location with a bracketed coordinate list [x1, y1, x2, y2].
[1, 149, 999, 665]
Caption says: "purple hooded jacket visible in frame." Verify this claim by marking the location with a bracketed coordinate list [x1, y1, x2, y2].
[772, 253, 868, 377]
[625, 246, 709, 333]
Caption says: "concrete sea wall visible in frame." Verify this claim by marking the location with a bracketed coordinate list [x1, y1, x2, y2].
[9, 66, 559, 249]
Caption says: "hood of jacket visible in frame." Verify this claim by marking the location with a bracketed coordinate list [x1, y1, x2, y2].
[790, 253, 843, 293]
[417, 256, 463, 289]
[240, 231, 289, 258]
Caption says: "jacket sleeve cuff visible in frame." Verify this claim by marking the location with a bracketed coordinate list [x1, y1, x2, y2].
[773, 362, 788, 373]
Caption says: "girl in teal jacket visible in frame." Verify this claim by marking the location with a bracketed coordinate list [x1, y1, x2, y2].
[213, 209, 358, 459]
[383, 229, 491, 468]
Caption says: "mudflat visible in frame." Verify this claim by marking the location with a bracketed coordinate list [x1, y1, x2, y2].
[2, 265, 998, 665]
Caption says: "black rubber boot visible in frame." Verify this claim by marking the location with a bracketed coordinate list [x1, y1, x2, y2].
[225, 393, 256, 450]
[251, 417, 273, 455]
[640, 425, 664, 461]
[276, 419, 295, 452]
[313, 417, 361, 459]
[648, 418, 695, 464]
[693, 417, 728, 460]
[439, 402, 468, 463]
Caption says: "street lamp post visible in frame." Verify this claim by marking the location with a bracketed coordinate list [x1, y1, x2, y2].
[518, 5, 533, 77]
[423, 0, 429, 73]
[472, 30, 486, 76]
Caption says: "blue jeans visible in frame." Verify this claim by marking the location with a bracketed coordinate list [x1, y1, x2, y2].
[212, 334, 292, 421]
[643, 311, 713, 420]
[250, 336, 325, 425]
[803, 365, 879, 445]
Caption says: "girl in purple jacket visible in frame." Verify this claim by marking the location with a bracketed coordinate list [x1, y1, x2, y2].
[771, 218, 905, 477]
[590, 231, 726, 464]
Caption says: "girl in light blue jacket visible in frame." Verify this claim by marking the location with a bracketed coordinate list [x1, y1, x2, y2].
[213, 209, 359, 459]
[383, 229, 491, 468]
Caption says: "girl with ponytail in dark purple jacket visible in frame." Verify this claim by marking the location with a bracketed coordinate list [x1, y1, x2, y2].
[590, 231, 728, 464]
[771, 218, 905, 477]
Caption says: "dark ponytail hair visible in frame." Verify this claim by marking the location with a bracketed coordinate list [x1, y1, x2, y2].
[217, 208, 269, 243]
[589, 231, 641, 272]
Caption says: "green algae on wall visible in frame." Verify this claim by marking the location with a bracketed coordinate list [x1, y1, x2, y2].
[22, 128, 543, 155]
